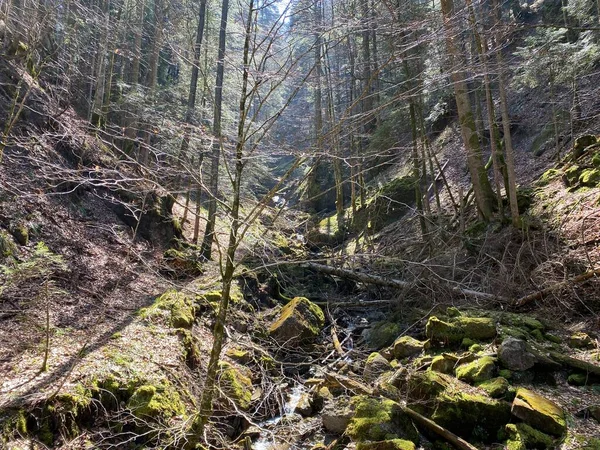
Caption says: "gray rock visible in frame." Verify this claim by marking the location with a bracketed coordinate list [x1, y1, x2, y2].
[322, 397, 354, 434]
[363, 352, 392, 382]
[498, 337, 536, 371]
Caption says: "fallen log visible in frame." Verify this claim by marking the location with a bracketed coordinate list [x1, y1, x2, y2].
[549, 351, 600, 376]
[323, 371, 373, 395]
[302, 262, 506, 302]
[514, 268, 600, 307]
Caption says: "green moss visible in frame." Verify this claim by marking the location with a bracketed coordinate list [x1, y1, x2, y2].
[538, 168, 561, 186]
[269, 297, 325, 343]
[346, 396, 419, 444]
[455, 356, 496, 384]
[505, 423, 554, 449]
[568, 372, 589, 386]
[163, 248, 203, 276]
[446, 307, 461, 317]
[226, 347, 251, 364]
[0, 231, 16, 257]
[469, 343, 483, 352]
[426, 316, 464, 344]
[367, 321, 403, 348]
[392, 336, 426, 358]
[455, 317, 496, 340]
[430, 355, 456, 374]
[579, 168, 600, 186]
[127, 384, 185, 421]
[356, 439, 416, 450]
[462, 338, 476, 348]
[179, 329, 201, 369]
[498, 369, 513, 379]
[139, 290, 195, 329]
[407, 371, 511, 442]
[218, 361, 253, 410]
[593, 152, 600, 168]
[477, 377, 509, 398]
[531, 328, 544, 341]
[565, 165, 582, 186]
[569, 332, 594, 349]
[545, 333, 561, 344]
[512, 388, 566, 436]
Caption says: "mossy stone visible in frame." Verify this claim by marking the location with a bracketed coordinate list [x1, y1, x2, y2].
[565, 165, 582, 186]
[127, 384, 185, 420]
[499, 369, 513, 379]
[139, 290, 195, 329]
[392, 336, 426, 359]
[346, 396, 419, 444]
[446, 307, 461, 318]
[545, 333, 561, 344]
[430, 355, 456, 374]
[218, 361, 253, 410]
[538, 168, 561, 186]
[579, 168, 600, 187]
[477, 377, 509, 398]
[505, 423, 554, 450]
[0, 231, 16, 257]
[530, 329, 544, 341]
[569, 332, 595, 349]
[568, 372, 589, 386]
[455, 356, 496, 384]
[163, 248, 203, 276]
[225, 347, 251, 364]
[511, 388, 566, 436]
[407, 371, 511, 442]
[364, 352, 392, 382]
[367, 322, 403, 349]
[356, 440, 416, 450]
[269, 297, 325, 344]
[456, 317, 496, 340]
[426, 316, 464, 344]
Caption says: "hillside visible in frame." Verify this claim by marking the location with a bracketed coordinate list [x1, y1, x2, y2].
[1, 0, 600, 449]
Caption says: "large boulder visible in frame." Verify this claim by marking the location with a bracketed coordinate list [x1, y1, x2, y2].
[426, 316, 496, 345]
[268, 297, 325, 344]
[498, 338, 536, 371]
[346, 396, 419, 444]
[407, 371, 511, 442]
[392, 336, 427, 359]
[455, 356, 496, 384]
[511, 388, 566, 436]
[217, 361, 253, 410]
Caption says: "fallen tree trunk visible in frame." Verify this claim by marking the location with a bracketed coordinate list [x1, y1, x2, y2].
[549, 351, 600, 376]
[302, 262, 505, 302]
[514, 268, 600, 307]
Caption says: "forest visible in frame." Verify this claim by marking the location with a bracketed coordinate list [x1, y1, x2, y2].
[1, 0, 600, 448]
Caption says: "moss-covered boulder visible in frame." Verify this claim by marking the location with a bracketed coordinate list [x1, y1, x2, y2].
[504, 423, 555, 450]
[139, 290, 196, 329]
[426, 316, 496, 346]
[217, 361, 253, 410]
[407, 371, 511, 442]
[477, 377, 509, 399]
[346, 396, 419, 444]
[579, 168, 600, 186]
[426, 317, 464, 344]
[268, 297, 324, 344]
[163, 247, 203, 276]
[364, 352, 392, 382]
[511, 388, 566, 436]
[569, 332, 595, 349]
[392, 336, 427, 359]
[0, 231, 16, 258]
[127, 384, 185, 421]
[366, 321, 403, 349]
[455, 356, 496, 384]
[430, 355, 456, 374]
[573, 135, 598, 159]
[356, 440, 416, 450]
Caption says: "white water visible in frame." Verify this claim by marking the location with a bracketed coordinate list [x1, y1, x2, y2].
[253, 385, 305, 450]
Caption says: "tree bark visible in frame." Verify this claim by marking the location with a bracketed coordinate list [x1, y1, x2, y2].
[200, 0, 230, 259]
[440, 0, 495, 220]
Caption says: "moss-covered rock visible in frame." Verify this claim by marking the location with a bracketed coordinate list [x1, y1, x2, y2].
[455, 356, 496, 384]
[456, 317, 497, 340]
[367, 322, 403, 349]
[505, 423, 555, 450]
[346, 396, 419, 444]
[356, 440, 416, 450]
[477, 377, 509, 399]
[217, 361, 253, 410]
[268, 297, 325, 344]
[127, 384, 185, 421]
[163, 248, 203, 276]
[430, 355, 456, 374]
[392, 336, 427, 359]
[0, 231, 16, 258]
[511, 388, 566, 436]
[569, 332, 595, 349]
[179, 329, 201, 369]
[567, 372, 589, 386]
[538, 168, 561, 186]
[565, 165, 582, 186]
[574, 135, 598, 159]
[426, 317, 464, 344]
[407, 371, 511, 442]
[225, 347, 252, 364]
[364, 352, 392, 382]
[579, 168, 600, 187]
[139, 290, 196, 329]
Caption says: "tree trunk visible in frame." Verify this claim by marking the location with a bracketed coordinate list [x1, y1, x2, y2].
[200, 0, 230, 259]
[193, 0, 254, 440]
[440, 0, 494, 220]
